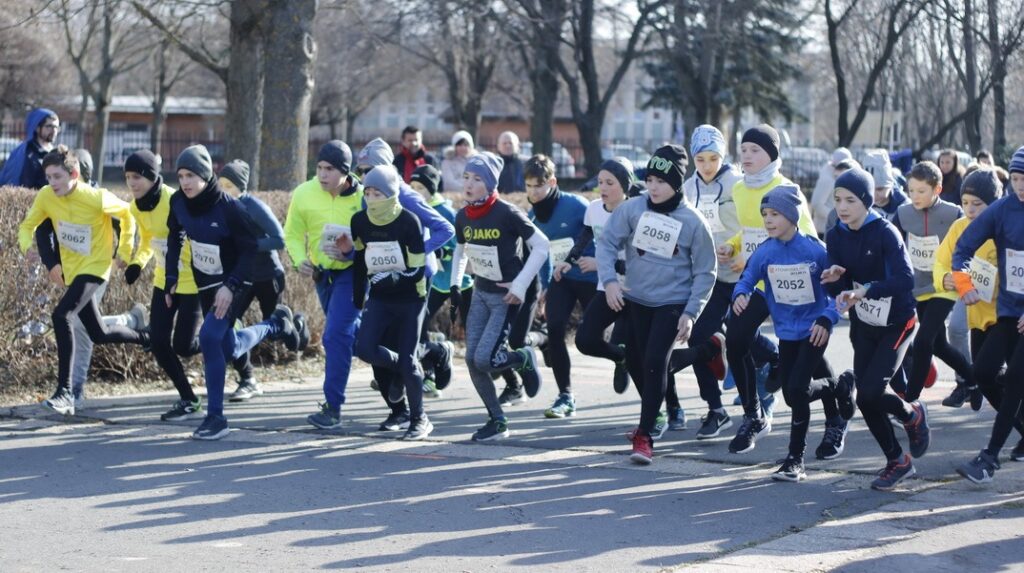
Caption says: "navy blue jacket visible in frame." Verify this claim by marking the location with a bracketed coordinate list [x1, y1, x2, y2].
[825, 211, 917, 326]
[953, 192, 1024, 318]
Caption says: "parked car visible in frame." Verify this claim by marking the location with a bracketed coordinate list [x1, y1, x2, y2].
[519, 141, 576, 178]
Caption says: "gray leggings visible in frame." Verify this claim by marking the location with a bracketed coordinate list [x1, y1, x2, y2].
[464, 288, 526, 419]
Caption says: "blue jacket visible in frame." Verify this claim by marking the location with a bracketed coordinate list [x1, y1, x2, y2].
[166, 181, 268, 292]
[428, 196, 472, 293]
[874, 185, 909, 219]
[0, 108, 56, 188]
[953, 192, 1024, 318]
[733, 231, 839, 341]
[825, 211, 917, 326]
[531, 191, 595, 289]
[362, 181, 454, 279]
[239, 193, 285, 280]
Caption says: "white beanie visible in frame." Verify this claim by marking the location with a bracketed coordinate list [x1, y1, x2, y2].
[451, 130, 474, 149]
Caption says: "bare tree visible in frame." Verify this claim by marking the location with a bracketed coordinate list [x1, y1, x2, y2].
[0, 3, 66, 113]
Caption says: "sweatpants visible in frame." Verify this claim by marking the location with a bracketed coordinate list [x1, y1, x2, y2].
[949, 298, 971, 381]
[625, 301, 685, 436]
[905, 298, 974, 400]
[197, 286, 282, 417]
[315, 268, 362, 410]
[52, 275, 145, 394]
[464, 288, 528, 419]
[356, 299, 427, 419]
[978, 318, 1024, 457]
[545, 277, 596, 395]
[150, 287, 202, 403]
[70, 281, 135, 395]
[851, 315, 918, 461]
[778, 338, 836, 458]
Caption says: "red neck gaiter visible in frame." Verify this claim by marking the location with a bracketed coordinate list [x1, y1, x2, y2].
[466, 191, 499, 220]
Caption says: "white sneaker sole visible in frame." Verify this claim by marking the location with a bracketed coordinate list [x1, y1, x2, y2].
[630, 452, 653, 465]
[696, 418, 733, 440]
[44, 401, 74, 416]
[192, 428, 230, 440]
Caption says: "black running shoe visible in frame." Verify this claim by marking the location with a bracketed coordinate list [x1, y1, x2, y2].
[435, 341, 455, 390]
[472, 417, 510, 441]
[871, 454, 915, 491]
[771, 455, 806, 482]
[668, 347, 696, 375]
[192, 414, 229, 440]
[815, 419, 849, 460]
[161, 399, 204, 421]
[903, 401, 930, 458]
[44, 387, 75, 416]
[516, 347, 542, 398]
[1011, 440, 1024, 462]
[969, 385, 984, 411]
[293, 312, 310, 352]
[957, 450, 999, 484]
[498, 385, 527, 407]
[402, 417, 434, 441]
[272, 305, 301, 351]
[836, 369, 857, 421]
[695, 410, 732, 440]
[942, 384, 969, 408]
[386, 376, 405, 404]
[613, 347, 629, 395]
[379, 411, 411, 432]
[728, 415, 770, 454]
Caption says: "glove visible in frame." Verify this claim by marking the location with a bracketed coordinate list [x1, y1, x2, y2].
[124, 263, 142, 285]
[449, 286, 462, 324]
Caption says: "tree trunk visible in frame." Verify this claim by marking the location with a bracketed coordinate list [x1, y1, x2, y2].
[987, 0, 1007, 161]
[258, 0, 317, 190]
[578, 111, 605, 178]
[226, 0, 267, 189]
[526, 1, 566, 157]
[91, 96, 111, 183]
[962, 0, 982, 152]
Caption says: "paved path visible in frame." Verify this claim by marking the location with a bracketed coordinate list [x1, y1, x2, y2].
[3, 323, 1023, 572]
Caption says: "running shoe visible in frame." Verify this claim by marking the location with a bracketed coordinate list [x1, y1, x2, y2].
[957, 450, 999, 484]
[472, 417, 510, 441]
[307, 403, 341, 430]
[707, 332, 727, 381]
[924, 360, 938, 389]
[72, 386, 86, 411]
[435, 341, 455, 390]
[652, 411, 669, 440]
[613, 346, 629, 395]
[942, 384, 969, 408]
[498, 385, 527, 407]
[516, 347, 542, 398]
[293, 312, 310, 352]
[402, 417, 434, 441]
[695, 410, 732, 439]
[1011, 439, 1024, 462]
[870, 454, 916, 491]
[969, 385, 984, 411]
[903, 401, 931, 458]
[815, 419, 849, 460]
[544, 393, 576, 418]
[836, 369, 857, 420]
[44, 388, 75, 416]
[728, 415, 770, 454]
[772, 455, 806, 482]
[668, 407, 687, 431]
[129, 302, 149, 332]
[379, 411, 411, 431]
[423, 378, 443, 399]
[272, 305, 301, 352]
[192, 414, 229, 440]
[229, 379, 263, 402]
[630, 430, 654, 465]
[161, 399, 204, 421]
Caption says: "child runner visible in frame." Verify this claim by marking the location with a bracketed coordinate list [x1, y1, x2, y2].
[597, 144, 717, 465]
[954, 149, 1024, 483]
[18, 145, 148, 416]
[862, 149, 908, 222]
[823, 167, 930, 491]
[732, 185, 843, 481]
[340, 165, 433, 440]
[892, 161, 973, 401]
[449, 152, 547, 441]
[165, 145, 300, 440]
[523, 154, 595, 419]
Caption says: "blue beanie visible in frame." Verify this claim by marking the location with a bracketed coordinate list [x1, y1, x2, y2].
[362, 164, 401, 198]
[598, 157, 635, 193]
[464, 151, 504, 192]
[690, 124, 726, 158]
[760, 184, 802, 226]
[1009, 146, 1024, 176]
[835, 168, 875, 210]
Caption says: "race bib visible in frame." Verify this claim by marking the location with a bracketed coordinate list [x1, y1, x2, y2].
[907, 233, 940, 272]
[466, 243, 502, 281]
[632, 211, 683, 259]
[852, 282, 891, 327]
[57, 221, 91, 255]
[967, 256, 998, 303]
[151, 238, 169, 269]
[767, 263, 815, 306]
[741, 227, 770, 262]
[697, 197, 725, 233]
[319, 223, 352, 255]
[549, 238, 575, 264]
[1007, 249, 1024, 295]
[190, 241, 223, 276]
[365, 241, 406, 273]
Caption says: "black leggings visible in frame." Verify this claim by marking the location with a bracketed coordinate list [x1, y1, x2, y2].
[726, 291, 772, 418]
[149, 287, 201, 402]
[972, 328, 1024, 437]
[501, 280, 539, 389]
[52, 275, 145, 393]
[905, 298, 974, 400]
[778, 338, 836, 458]
[626, 302, 685, 436]
[419, 286, 472, 371]
[852, 316, 918, 461]
[978, 318, 1024, 457]
[545, 278, 596, 394]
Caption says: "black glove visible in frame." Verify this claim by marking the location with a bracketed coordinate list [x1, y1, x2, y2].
[449, 287, 462, 324]
[124, 263, 142, 285]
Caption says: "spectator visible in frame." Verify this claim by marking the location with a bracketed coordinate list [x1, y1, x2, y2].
[393, 125, 438, 183]
[975, 149, 993, 167]
[496, 131, 525, 193]
[810, 147, 853, 235]
[441, 130, 476, 193]
[938, 148, 965, 204]
[0, 108, 60, 189]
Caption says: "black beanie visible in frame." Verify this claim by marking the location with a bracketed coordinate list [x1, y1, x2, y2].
[647, 145, 688, 193]
[410, 164, 441, 195]
[835, 168, 875, 210]
[318, 140, 352, 174]
[175, 145, 213, 181]
[220, 160, 250, 193]
[960, 169, 1002, 205]
[742, 124, 781, 162]
[125, 149, 160, 182]
[599, 157, 636, 193]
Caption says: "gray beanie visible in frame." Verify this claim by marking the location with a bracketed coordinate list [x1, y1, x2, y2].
[356, 137, 395, 168]
[176, 144, 214, 181]
[318, 140, 352, 173]
[220, 160, 250, 192]
[599, 157, 635, 193]
[760, 184, 802, 226]
[362, 165, 401, 198]
[862, 149, 894, 189]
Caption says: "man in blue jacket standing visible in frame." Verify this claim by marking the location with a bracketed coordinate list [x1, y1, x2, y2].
[0, 108, 60, 188]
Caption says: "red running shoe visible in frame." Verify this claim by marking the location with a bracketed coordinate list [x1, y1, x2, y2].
[630, 429, 653, 465]
[708, 332, 727, 381]
[924, 360, 938, 389]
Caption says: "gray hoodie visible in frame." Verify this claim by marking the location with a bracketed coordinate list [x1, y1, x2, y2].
[683, 165, 742, 283]
[596, 195, 717, 318]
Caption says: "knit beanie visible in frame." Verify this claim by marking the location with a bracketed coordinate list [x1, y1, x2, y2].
[862, 149, 894, 189]
[464, 151, 504, 192]
[741, 124, 781, 162]
[832, 147, 853, 164]
[690, 124, 727, 158]
[219, 160, 250, 193]
[362, 164, 401, 198]
[175, 145, 213, 181]
[318, 140, 352, 173]
[451, 130, 474, 149]
[960, 169, 1002, 205]
[834, 167, 875, 210]
[356, 137, 394, 168]
[760, 184, 802, 226]
[410, 164, 441, 195]
[646, 144, 688, 193]
[1010, 146, 1024, 176]
[125, 149, 160, 182]
[598, 157, 635, 193]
